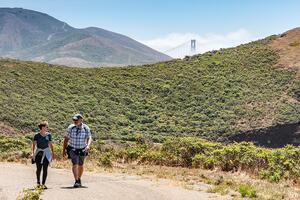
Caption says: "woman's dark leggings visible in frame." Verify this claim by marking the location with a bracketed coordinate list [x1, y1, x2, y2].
[35, 155, 49, 184]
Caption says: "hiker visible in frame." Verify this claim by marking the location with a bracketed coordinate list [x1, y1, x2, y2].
[32, 121, 54, 189]
[63, 114, 92, 188]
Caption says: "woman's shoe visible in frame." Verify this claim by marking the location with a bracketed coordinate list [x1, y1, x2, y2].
[41, 185, 48, 189]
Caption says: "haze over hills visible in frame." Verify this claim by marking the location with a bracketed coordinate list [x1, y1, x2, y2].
[0, 8, 171, 67]
[0, 28, 299, 146]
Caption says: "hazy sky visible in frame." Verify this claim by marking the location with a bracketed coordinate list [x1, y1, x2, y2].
[1, 0, 300, 57]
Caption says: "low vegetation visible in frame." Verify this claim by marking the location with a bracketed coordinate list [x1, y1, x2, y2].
[0, 36, 299, 143]
[17, 187, 44, 200]
[3, 134, 300, 184]
[2, 134, 300, 199]
[100, 137, 300, 183]
[238, 184, 257, 198]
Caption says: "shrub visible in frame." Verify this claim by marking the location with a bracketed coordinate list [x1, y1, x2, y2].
[209, 142, 269, 172]
[238, 184, 257, 198]
[17, 187, 44, 200]
[89, 136, 300, 182]
[124, 144, 149, 161]
[162, 137, 220, 166]
[98, 152, 114, 167]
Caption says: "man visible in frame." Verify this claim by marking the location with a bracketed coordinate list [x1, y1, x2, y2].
[63, 114, 92, 188]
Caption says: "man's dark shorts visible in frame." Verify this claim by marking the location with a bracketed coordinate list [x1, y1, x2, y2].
[70, 149, 86, 166]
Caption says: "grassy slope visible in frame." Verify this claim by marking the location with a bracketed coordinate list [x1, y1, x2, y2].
[0, 36, 299, 141]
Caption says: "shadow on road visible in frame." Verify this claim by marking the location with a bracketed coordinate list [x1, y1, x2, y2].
[60, 186, 88, 189]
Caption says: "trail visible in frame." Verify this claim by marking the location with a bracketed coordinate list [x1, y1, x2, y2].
[47, 22, 68, 41]
[0, 163, 230, 200]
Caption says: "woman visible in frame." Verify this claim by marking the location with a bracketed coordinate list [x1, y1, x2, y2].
[32, 121, 54, 189]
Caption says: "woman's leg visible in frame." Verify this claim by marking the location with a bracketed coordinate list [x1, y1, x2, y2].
[35, 156, 43, 184]
[42, 159, 49, 185]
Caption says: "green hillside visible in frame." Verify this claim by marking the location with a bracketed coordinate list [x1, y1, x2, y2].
[0, 36, 299, 142]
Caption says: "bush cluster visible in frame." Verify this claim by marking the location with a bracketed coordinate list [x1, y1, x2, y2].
[97, 137, 300, 182]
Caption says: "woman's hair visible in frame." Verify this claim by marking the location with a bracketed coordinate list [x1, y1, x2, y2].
[38, 121, 48, 130]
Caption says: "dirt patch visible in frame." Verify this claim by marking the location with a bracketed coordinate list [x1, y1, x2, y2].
[270, 28, 300, 72]
[0, 122, 19, 135]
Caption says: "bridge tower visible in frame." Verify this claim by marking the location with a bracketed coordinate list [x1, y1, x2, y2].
[191, 39, 196, 52]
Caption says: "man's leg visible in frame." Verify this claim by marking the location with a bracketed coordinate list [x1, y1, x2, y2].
[72, 164, 79, 180]
[77, 155, 86, 185]
[70, 151, 81, 187]
[78, 165, 84, 179]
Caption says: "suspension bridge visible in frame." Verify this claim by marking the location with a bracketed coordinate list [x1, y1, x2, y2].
[164, 39, 202, 58]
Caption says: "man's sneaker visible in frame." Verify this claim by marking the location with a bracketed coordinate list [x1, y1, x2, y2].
[78, 178, 82, 186]
[73, 181, 80, 188]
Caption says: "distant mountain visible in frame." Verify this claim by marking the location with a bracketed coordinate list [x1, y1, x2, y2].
[0, 8, 171, 67]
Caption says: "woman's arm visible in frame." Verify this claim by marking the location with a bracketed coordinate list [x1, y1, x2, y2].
[49, 141, 55, 160]
[32, 141, 37, 157]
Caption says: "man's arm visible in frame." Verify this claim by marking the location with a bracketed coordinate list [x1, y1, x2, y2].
[84, 136, 92, 153]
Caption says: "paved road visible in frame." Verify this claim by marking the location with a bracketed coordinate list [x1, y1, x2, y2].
[0, 163, 230, 200]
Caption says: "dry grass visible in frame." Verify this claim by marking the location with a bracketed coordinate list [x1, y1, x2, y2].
[5, 155, 300, 199]
[48, 158, 300, 200]
[270, 28, 300, 73]
[0, 122, 20, 136]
